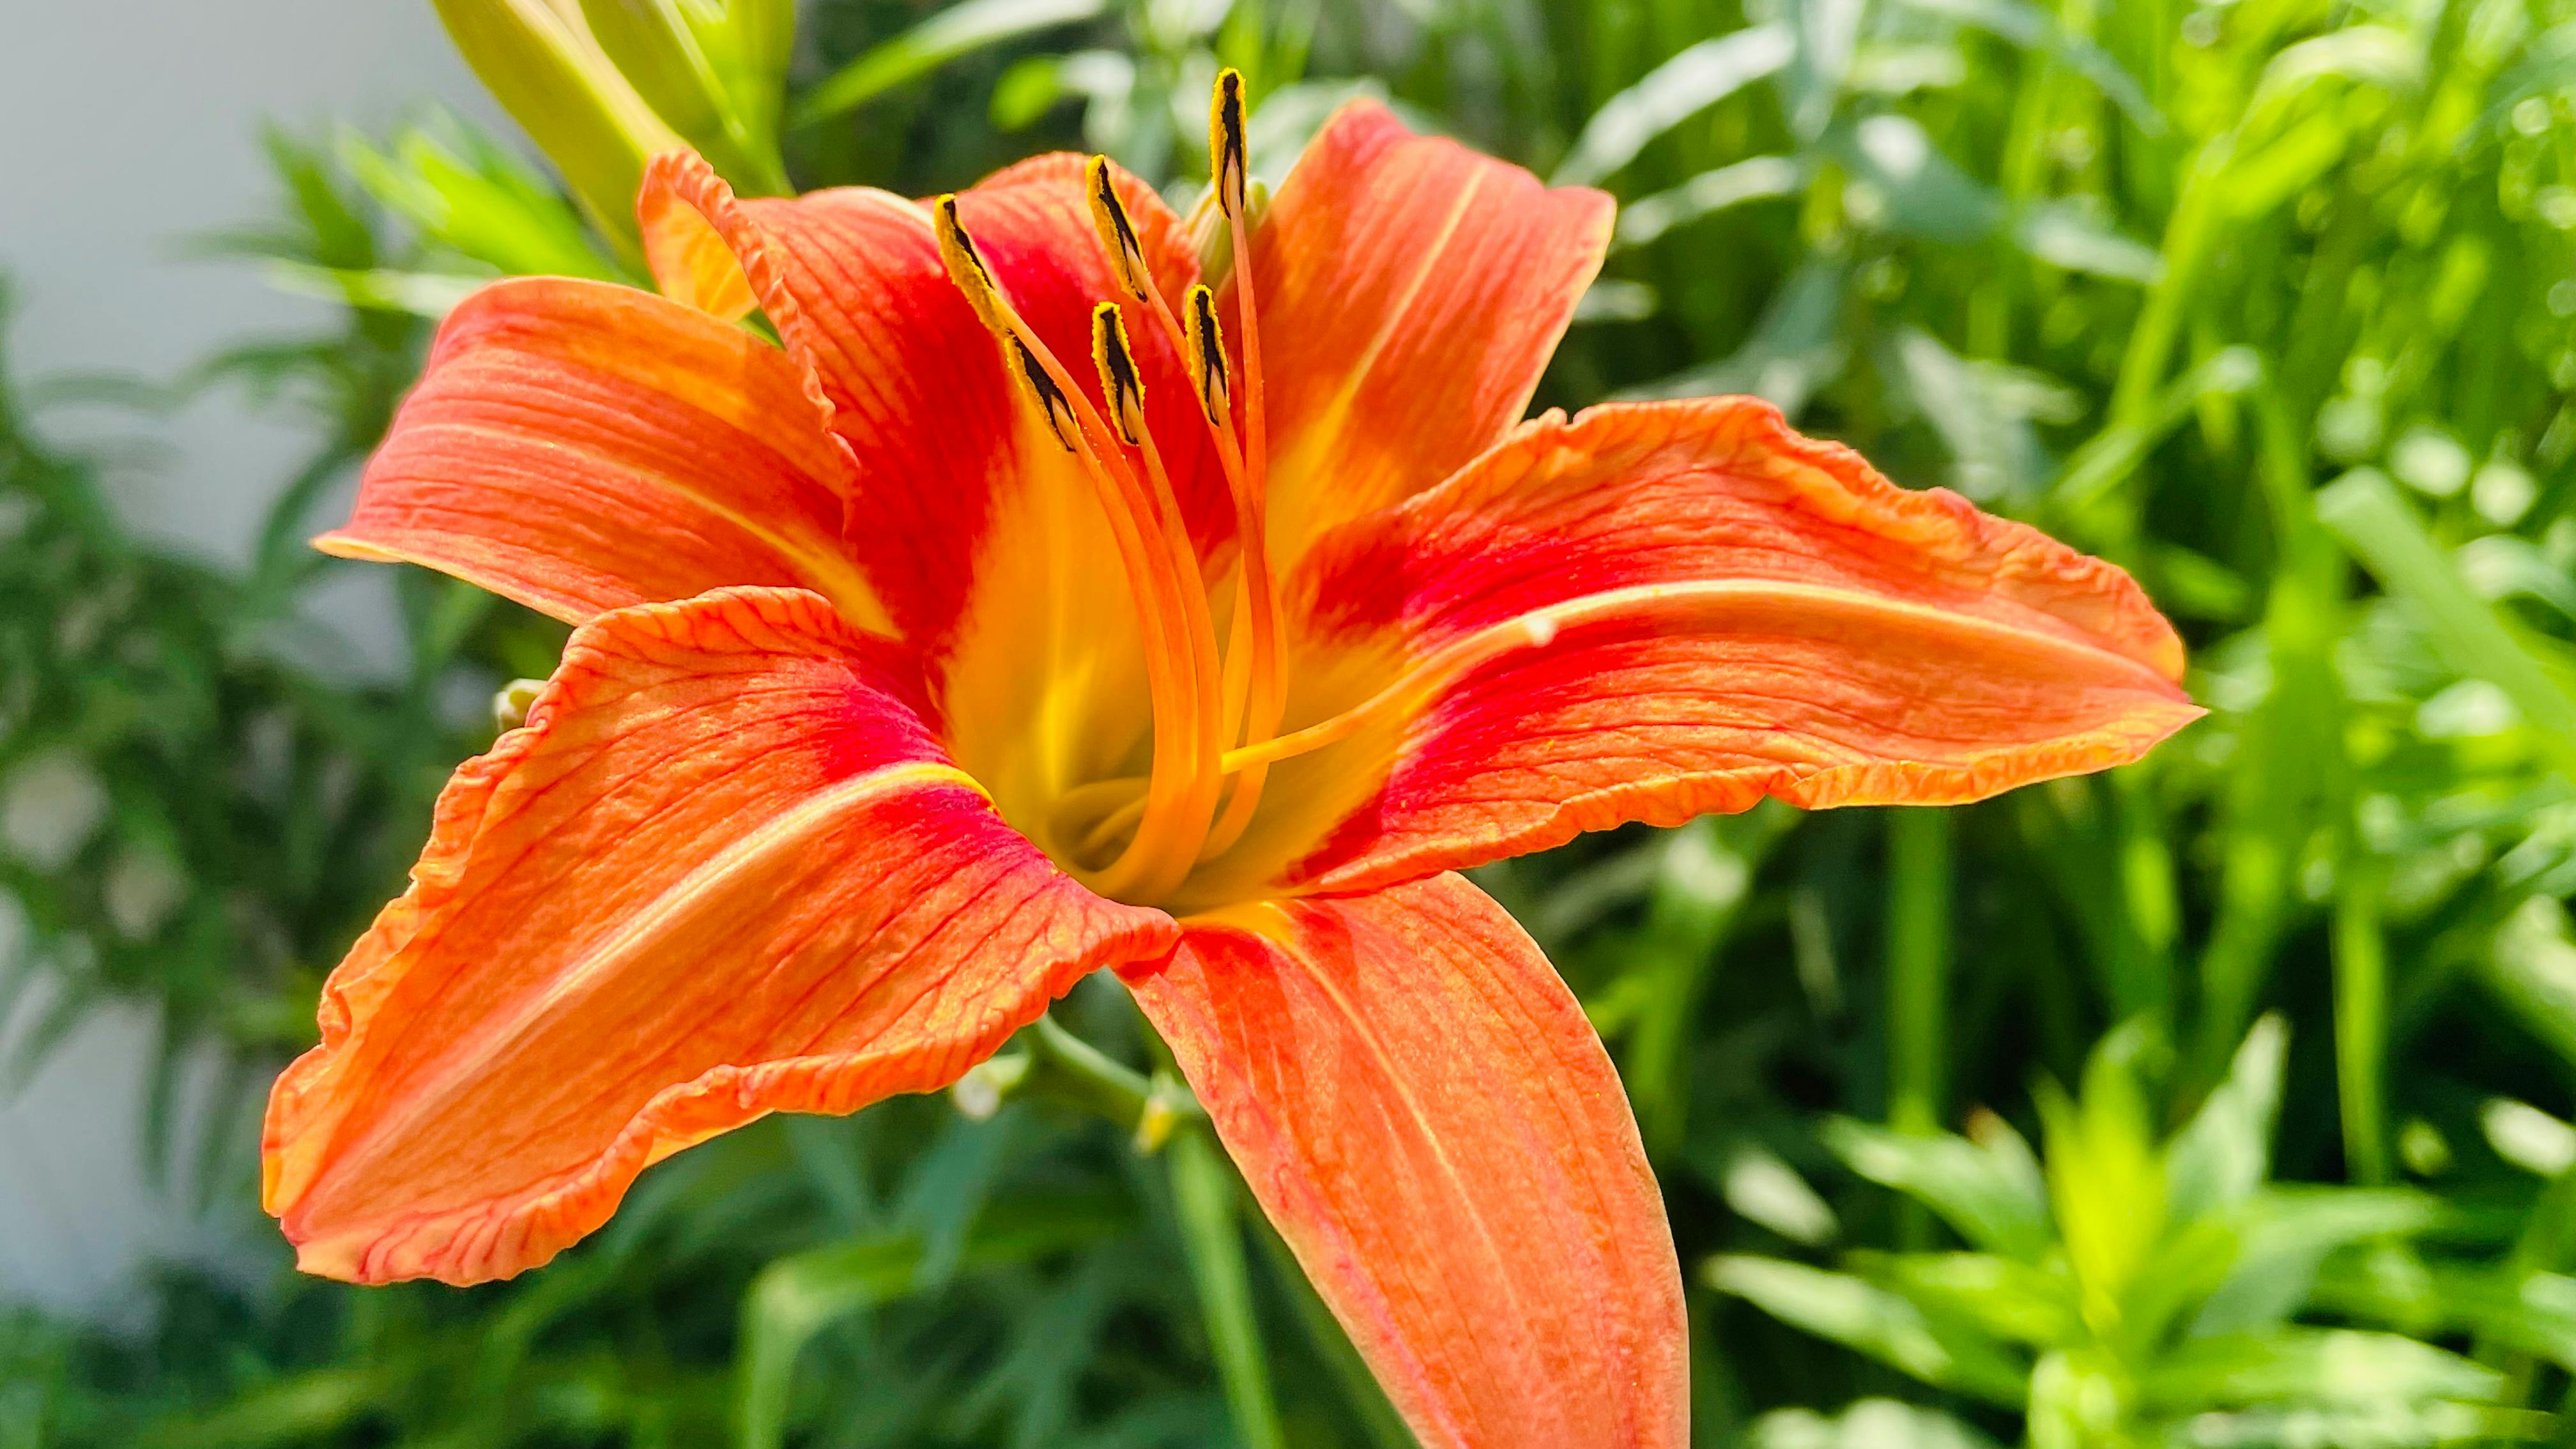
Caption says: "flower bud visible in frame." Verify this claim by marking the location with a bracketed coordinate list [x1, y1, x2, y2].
[428, 0, 685, 247]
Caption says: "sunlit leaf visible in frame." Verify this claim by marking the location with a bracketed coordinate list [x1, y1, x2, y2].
[2318, 468, 2576, 775]
[1551, 24, 1796, 186]
[1614, 156, 1806, 247]
[1820, 1115, 2052, 1261]
[2136, 1330, 2501, 1415]
[795, 0, 1109, 126]
[1747, 1397, 2002, 1449]
[1706, 1256, 2032, 1405]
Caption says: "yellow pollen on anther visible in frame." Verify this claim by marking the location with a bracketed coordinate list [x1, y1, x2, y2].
[933, 194, 1008, 333]
[1211, 69, 1248, 219]
[1085, 157, 1153, 303]
[1090, 303, 1149, 447]
[1181, 284, 1231, 427]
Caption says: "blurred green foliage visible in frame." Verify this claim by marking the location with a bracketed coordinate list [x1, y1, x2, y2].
[12, 0, 2576, 1445]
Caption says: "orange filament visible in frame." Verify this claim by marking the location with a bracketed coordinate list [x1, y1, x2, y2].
[949, 73, 1290, 901]
[1084, 159, 1280, 771]
[1194, 70, 1285, 860]
[934, 197, 1222, 903]
[1081, 127, 1288, 874]
[1086, 302, 1229, 898]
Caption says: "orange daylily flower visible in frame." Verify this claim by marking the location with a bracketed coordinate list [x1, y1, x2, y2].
[264, 77, 2198, 1449]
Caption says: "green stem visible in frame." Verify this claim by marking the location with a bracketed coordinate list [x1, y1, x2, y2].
[2332, 859, 2391, 1184]
[1169, 1128, 1288, 1449]
[1250, 1216, 1418, 1449]
[972, 1013, 1204, 1143]
[1886, 808, 1954, 1144]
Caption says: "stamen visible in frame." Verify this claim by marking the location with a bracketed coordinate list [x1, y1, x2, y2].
[1211, 69, 1249, 222]
[1090, 302, 1149, 446]
[933, 196, 1225, 901]
[1195, 70, 1282, 860]
[933, 194, 1008, 333]
[1075, 160, 1285, 873]
[1085, 157, 1153, 303]
[1182, 284, 1232, 427]
[1013, 336, 1081, 452]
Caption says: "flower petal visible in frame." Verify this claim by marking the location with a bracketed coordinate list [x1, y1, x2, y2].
[1124, 874, 1687, 1449]
[263, 588, 1172, 1285]
[1190, 399, 2200, 902]
[318, 277, 880, 629]
[638, 150, 1226, 650]
[1248, 100, 1613, 558]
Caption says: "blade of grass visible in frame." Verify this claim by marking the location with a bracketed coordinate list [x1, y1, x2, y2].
[2334, 860, 2392, 1184]
[793, 0, 1108, 126]
[1887, 808, 1953, 1249]
[1250, 1214, 1418, 1449]
[2316, 469, 2576, 776]
[1169, 1128, 1287, 1449]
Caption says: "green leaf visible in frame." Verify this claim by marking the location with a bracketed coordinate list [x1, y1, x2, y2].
[1745, 1397, 2002, 1449]
[793, 0, 1108, 127]
[1551, 24, 1797, 186]
[2481, 898, 2576, 1071]
[2317, 468, 2576, 776]
[426, 0, 686, 245]
[2039, 1022, 2168, 1333]
[2143, 1330, 2504, 1413]
[2013, 200, 2164, 282]
[1705, 1255, 2032, 1404]
[1622, 808, 1793, 1150]
[2314, 1248, 2576, 1372]
[338, 122, 622, 280]
[2136, 1330, 2503, 1415]
[2053, 346, 2263, 538]
[1879, 326, 2056, 503]
[1895, 0, 2159, 128]
[131, 1369, 387, 1448]
[1706, 1138, 1841, 1247]
[581, 0, 789, 192]
[1618, 257, 1847, 414]
[2027, 1347, 2129, 1449]
[1167, 1130, 1285, 1449]
[1820, 1114, 2053, 1261]
[732, 1193, 1128, 1449]
[1851, 1251, 2082, 1347]
[1827, 113, 2002, 241]
[1614, 156, 1806, 247]
[2166, 1015, 2288, 1224]
[2191, 1188, 2443, 1336]
[259, 261, 486, 319]
[2158, 1401, 2550, 1447]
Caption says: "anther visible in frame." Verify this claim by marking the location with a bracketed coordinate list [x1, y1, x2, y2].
[932, 194, 1007, 334]
[1091, 303, 1149, 447]
[1085, 157, 1153, 302]
[1211, 70, 1248, 218]
[1013, 338, 1081, 452]
[1183, 284, 1231, 427]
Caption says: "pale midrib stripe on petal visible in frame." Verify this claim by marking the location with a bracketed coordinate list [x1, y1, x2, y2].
[312, 760, 985, 1202]
[417, 417, 893, 636]
[1238, 576, 2189, 775]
